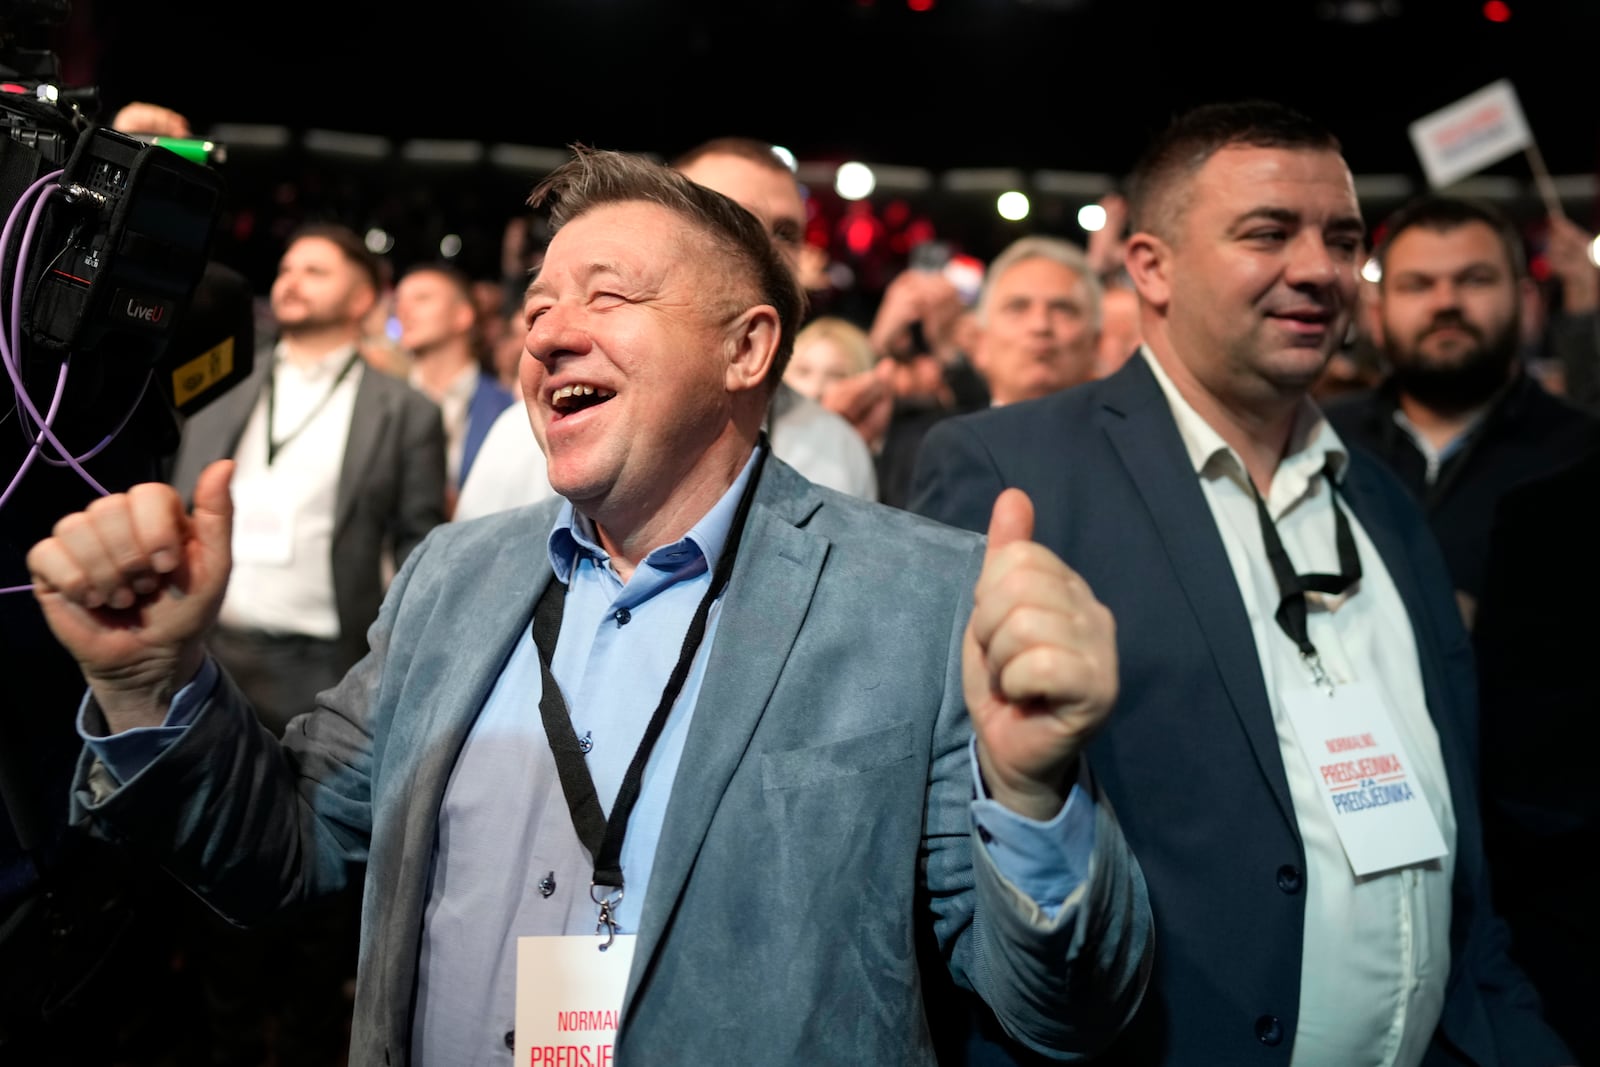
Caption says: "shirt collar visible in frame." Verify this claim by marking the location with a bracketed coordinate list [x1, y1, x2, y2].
[409, 361, 480, 406]
[546, 445, 765, 588]
[273, 340, 361, 379]
[1384, 369, 1517, 477]
[1139, 345, 1350, 496]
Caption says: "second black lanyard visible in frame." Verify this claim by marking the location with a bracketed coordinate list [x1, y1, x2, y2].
[265, 351, 362, 466]
[1250, 459, 1362, 690]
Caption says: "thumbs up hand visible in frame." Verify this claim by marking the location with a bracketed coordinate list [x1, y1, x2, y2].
[28, 459, 237, 732]
[963, 488, 1118, 820]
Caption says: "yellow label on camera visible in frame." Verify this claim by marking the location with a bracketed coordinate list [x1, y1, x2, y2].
[171, 336, 235, 409]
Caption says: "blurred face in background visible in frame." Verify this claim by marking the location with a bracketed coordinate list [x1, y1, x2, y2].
[974, 257, 1100, 405]
[676, 153, 805, 272]
[785, 336, 861, 400]
[1376, 220, 1524, 411]
[270, 236, 374, 333]
[394, 269, 474, 355]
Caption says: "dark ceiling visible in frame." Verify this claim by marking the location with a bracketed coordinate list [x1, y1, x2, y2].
[68, 0, 1600, 181]
[8, 0, 1593, 288]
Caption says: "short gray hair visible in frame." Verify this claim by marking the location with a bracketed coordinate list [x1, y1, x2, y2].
[976, 236, 1102, 329]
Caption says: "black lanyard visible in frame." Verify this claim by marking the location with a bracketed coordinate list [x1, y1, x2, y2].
[265, 351, 362, 466]
[530, 444, 768, 949]
[1250, 459, 1361, 692]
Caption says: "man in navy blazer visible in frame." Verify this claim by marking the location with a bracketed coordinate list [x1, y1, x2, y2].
[394, 262, 516, 512]
[29, 148, 1152, 1066]
[911, 101, 1572, 1065]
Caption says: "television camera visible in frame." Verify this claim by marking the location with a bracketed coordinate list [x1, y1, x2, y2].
[0, 3, 256, 1054]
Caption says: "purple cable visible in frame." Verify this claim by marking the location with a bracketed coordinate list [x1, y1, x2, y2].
[1, 177, 111, 497]
[0, 169, 112, 595]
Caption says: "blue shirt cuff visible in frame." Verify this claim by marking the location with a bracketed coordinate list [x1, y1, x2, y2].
[79, 657, 219, 785]
[968, 737, 1097, 918]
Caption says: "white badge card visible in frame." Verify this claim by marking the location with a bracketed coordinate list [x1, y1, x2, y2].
[1284, 681, 1448, 876]
[231, 484, 295, 566]
[515, 935, 635, 1067]
[232, 502, 294, 566]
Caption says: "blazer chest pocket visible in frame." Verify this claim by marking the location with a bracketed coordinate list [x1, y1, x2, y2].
[760, 721, 916, 792]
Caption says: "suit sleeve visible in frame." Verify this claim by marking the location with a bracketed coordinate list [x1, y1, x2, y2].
[391, 390, 448, 569]
[65, 524, 445, 925]
[907, 415, 1008, 534]
[926, 540, 1152, 1060]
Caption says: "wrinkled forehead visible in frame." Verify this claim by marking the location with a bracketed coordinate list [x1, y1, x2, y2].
[1177, 146, 1362, 242]
[529, 200, 727, 294]
[1385, 220, 1515, 274]
[280, 236, 345, 270]
[992, 256, 1089, 297]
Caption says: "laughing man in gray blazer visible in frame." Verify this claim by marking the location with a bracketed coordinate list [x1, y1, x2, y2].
[31, 149, 1151, 1066]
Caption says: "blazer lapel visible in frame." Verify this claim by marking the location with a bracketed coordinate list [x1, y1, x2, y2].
[217, 358, 271, 456]
[624, 460, 828, 1006]
[334, 365, 392, 539]
[1098, 359, 1300, 831]
[172, 354, 270, 501]
[1334, 463, 1473, 789]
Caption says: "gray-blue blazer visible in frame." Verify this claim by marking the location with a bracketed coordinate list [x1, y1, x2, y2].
[71, 455, 1152, 1066]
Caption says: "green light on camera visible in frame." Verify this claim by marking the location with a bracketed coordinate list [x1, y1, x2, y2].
[149, 137, 224, 166]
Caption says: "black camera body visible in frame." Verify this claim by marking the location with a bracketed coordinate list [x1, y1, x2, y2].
[1, 79, 248, 436]
[0, 14, 257, 1051]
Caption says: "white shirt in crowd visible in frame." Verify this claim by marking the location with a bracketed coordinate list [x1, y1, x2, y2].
[1143, 346, 1458, 1067]
[218, 343, 364, 639]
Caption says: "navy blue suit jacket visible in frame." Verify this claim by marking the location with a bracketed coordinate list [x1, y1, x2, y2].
[909, 355, 1570, 1066]
[459, 373, 516, 490]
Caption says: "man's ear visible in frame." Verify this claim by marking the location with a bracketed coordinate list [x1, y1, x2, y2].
[1124, 231, 1173, 313]
[725, 304, 781, 394]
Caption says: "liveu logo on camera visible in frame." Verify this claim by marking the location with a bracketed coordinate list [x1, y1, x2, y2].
[112, 288, 174, 332]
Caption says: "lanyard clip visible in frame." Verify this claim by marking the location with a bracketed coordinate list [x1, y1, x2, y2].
[1301, 650, 1336, 697]
[591, 883, 624, 952]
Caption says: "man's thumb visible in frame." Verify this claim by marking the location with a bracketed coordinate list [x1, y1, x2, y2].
[984, 488, 1035, 559]
[191, 458, 235, 553]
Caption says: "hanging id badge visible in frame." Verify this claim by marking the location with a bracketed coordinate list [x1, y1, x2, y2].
[1283, 680, 1448, 875]
[514, 934, 635, 1065]
[230, 470, 295, 565]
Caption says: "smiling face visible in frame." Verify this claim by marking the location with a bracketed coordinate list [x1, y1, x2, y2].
[519, 200, 770, 549]
[1137, 145, 1364, 418]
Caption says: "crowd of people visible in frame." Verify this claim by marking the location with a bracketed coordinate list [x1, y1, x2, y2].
[3, 93, 1598, 1067]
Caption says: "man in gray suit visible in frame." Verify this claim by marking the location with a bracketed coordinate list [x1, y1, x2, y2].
[28, 148, 1151, 1066]
[170, 221, 448, 735]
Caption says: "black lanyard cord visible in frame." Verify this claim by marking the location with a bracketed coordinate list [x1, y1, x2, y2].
[265, 351, 362, 466]
[1250, 459, 1361, 670]
[530, 443, 769, 940]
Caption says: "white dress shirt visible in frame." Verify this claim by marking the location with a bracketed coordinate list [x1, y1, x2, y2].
[1142, 347, 1458, 1067]
[451, 402, 555, 522]
[218, 343, 363, 639]
[411, 361, 481, 489]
